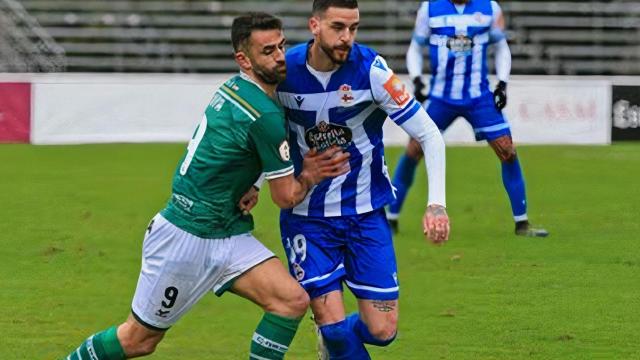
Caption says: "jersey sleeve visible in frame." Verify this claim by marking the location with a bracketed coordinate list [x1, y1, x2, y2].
[489, 1, 507, 43]
[248, 112, 294, 180]
[413, 2, 430, 46]
[370, 55, 422, 126]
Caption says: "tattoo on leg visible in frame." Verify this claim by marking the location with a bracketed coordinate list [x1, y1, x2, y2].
[372, 300, 396, 313]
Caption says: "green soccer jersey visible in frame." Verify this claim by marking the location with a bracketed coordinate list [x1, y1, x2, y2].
[160, 74, 293, 239]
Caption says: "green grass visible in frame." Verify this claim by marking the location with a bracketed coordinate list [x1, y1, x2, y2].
[2, 143, 639, 359]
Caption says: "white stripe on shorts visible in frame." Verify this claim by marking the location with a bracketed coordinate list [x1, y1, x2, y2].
[345, 280, 399, 293]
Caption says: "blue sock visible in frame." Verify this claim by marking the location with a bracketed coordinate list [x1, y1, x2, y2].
[389, 154, 419, 215]
[501, 156, 527, 220]
[319, 319, 370, 360]
[347, 313, 396, 347]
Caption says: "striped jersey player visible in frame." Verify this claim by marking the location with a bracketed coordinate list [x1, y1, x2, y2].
[274, 1, 449, 357]
[388, 0, 549, 237]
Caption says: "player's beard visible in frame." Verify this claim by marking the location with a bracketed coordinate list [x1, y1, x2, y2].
[253, 61, 287, 85]
[319, 39, 351, 65]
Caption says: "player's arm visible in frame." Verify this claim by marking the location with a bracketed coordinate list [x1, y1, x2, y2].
[248, 114, 349, 209]
[407, 2, 430, 103]
[238, 173, 264, 215]
[268, 146, 349, 209]
[370, 56, 449, 244]
[491, 1, 512, 110]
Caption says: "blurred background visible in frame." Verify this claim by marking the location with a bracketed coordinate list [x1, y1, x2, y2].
[1, 0, 640, 145]
[2, 2, 639, 359]
[1, 0, 640, 74]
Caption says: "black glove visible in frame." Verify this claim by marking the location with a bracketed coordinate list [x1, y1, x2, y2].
[493, 80, 507, 110]
[412, 76, 428, 103]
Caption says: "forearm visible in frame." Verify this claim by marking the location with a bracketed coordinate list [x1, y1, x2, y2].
[269, 172, 314, 209]
[399, 109, 446, 207]
[288, 171, 315, 208]
[494, 38, 511, 83]
[406, 40, 425, 80]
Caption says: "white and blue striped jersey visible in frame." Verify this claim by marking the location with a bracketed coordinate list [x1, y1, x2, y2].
[277, 42, 425, 217]
[412, 0, 505, 102]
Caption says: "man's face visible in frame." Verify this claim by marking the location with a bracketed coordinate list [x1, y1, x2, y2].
[246, 29, 287, 85]
[312, 7, 360, 65]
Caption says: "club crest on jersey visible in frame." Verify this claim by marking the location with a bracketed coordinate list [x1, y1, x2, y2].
[447, 34, 474, 56]
[304, 120, 353, 152]
[279, 140, 290, 161]
[338, 84, 354, 105]
[383, 75, 410, 106]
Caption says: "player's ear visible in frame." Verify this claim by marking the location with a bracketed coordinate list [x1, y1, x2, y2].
[309, 16, 320, 36]
[234, 50, 252, 71]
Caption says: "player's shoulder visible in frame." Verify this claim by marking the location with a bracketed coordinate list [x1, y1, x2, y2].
[350, 42, 379, 62]
[348, 43, 384, 75]
[219, 75, 280, 120]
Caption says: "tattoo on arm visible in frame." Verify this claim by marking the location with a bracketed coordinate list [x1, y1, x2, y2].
[372, 300, 396, 313]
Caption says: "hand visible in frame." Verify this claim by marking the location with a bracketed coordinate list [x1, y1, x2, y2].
[423, 204, 450, 245]
[300, 146, 350, 186]
[238, 185, 259, 215]
[493, 80, 507, 110]
[413, 76, 428, 103]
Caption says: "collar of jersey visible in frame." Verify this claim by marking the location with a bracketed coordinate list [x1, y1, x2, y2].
[238, 71, 268, 94]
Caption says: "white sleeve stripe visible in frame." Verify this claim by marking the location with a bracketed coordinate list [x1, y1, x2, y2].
[263, 166, 294, 180]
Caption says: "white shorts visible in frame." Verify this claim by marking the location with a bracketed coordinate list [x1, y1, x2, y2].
[131, 214, 275, 330]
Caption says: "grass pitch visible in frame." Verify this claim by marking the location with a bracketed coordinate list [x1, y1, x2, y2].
[2, 143, 639, 359]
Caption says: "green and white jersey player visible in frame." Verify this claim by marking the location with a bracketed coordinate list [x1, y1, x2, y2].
[62, 13, 350, 360]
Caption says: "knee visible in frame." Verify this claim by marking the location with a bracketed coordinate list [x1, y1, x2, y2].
[406, 138, 424, 160]
[365, 317, 398, 346]
[490, 136, 517, 163]
[499, 147, 517, 163]
[283, 287, 310, 318]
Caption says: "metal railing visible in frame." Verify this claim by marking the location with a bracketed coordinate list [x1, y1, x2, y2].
[0, 0, 65, 72]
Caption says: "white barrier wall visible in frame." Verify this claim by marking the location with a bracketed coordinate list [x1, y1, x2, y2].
[27, 74, 225, 144]
[0, 74, 622, 145]
[383, 77, 612, 145]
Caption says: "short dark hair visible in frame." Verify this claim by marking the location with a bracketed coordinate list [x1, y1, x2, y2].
[231, 12, 283, 52]
[312, 0, 359, 16]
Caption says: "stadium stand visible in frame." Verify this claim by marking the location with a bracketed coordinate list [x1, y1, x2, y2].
[0, 0, 65, 72]
[2, 0, 640, 74]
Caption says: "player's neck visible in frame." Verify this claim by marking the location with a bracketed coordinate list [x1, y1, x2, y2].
[240, 71, 277, 98]
[308, 42, 340, 72]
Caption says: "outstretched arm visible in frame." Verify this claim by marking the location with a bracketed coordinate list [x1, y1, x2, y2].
[407, 2, 431, 102]
[491, 1, 512, 109]
[369, 53, 449, 244]
[398, 108, 450, 244]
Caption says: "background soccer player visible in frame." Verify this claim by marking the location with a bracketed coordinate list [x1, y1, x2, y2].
[275, 0, 450, 358]
[388, 0, 549, 237]
[61, 13, 349, 360]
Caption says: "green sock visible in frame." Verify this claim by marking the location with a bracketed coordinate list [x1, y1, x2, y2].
[64, 326, 126, 360]
[249, 312, 302, 360]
